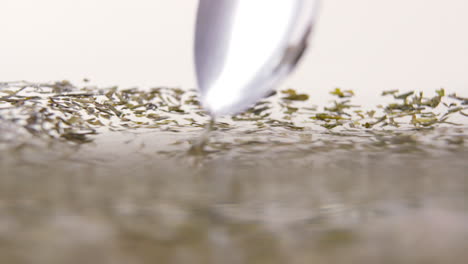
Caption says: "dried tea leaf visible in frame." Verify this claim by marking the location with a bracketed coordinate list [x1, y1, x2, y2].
[330, 88, 354, 98]
[281, 89, 309, 101]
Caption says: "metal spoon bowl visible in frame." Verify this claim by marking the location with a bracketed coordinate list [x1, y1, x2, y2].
[195, 0, 320, 116]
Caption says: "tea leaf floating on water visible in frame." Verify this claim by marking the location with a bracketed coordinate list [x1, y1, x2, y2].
[330, 88, 354, 98]
[281, 89, 310, 101]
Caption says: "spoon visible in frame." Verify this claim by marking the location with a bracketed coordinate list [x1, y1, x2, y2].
[194, 0, 320, 116]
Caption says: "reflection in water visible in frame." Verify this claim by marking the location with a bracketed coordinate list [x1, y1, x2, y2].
[187, 117, 216, 157]
[1, 127, 468, 264]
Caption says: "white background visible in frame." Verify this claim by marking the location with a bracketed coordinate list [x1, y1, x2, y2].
[1, 0, 467, 105]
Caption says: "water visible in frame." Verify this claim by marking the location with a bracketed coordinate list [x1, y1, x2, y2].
[1, 82, 468, 263]
[1, 126, 467, 264]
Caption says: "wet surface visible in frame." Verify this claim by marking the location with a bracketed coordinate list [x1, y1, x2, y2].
[1, 82, 468, 263]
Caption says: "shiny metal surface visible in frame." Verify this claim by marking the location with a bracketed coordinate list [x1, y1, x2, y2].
[194, 0, 320, 116]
